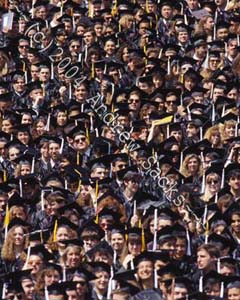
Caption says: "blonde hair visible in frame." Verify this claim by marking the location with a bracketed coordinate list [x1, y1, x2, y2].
[60, 245, 85, 267]
[1, 225, 28, 261]
[201, 173, 221, 202]
[204, 125, 222, 148]
[180, 154, 202, 177]
[220, 120, 237, 142]
[119, 14, 134, 29]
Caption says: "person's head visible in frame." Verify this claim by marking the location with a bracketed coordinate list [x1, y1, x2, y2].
[111, 230, 125, 255]
[135, 255, 153, 282]
[46, 192, 66, 216]
[165, 92, 179, 113]
[90, 163, 108, 180]
[181, 154, 201, 177]
[123, 171, 141, 195]
[206, 172, 221, 195]
[197, 244, 220, 269]
[39, 65, 50, 82]
[160, 3, 173, 19]
[74, 82, 89, 102]
[204, 125, 221, 147]
[81, 227, 101, 252]
[18, 37, 30, 58]
[230, 211, 240, 235]
[226, 281, 240, 300]
[49, 140, 61, 161]
[93, 264, 110, 294]
[61, 244, 84, 268]
[174, 236, 187, 260]
[8, 145, 22, 162]
[127, 230, 142, 257]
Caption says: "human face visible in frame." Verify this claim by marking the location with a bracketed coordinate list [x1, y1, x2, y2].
[173, 287, 188, 300]
[197, 249, 212, 269]
[186, 124, 198, 138]
[73, 134, 88, 151]
[83, 31, 95, 46]
[21, 279, 34, 300]
[94, 24, 103, 37]
[56, 227, 70, 243]
[18, 41, 29, 58]
[187, 157, 199, 175]
[128, 94, 141, 111]
[99, 217, 113, 232]
[104, 128, 115, 140]
[66, 247, 81, 268]
[91, 167, 107, 180]
[195, 44, 208, 59]
[112, 161, 127, 173]
[159, 240, 175, 255]
[204, 17, 214, 31]
[137, 260, 153, 280]
[74, 85, 88, 102]
[124, 179, 139, 194]
[231, 213, 240, 234]
[30, 65, 39, 81]
[206, 176, 220, 193]
[128, 240, 141, 256]
[35, 6, 47, 19]
[122, 47, 129, 63]
[213, 87, 224, 102]
[17, 131, 30, 145]
[228, 288, 240, 300]
[57, 112, 67, 126]
[40, 143, 49, 159]
[104, 40, 116, 56]
[28, 255, 43, 274]
[22, 114, 32, 125]
[111, 233, 125, 253]
[210, 131, 221, 146]
[184, 78, 195, 91]
[225, 124, 235, 139]
[39, 67, 50, 82]
[165, 96, 178, 113]
[66, 290, 79, 300]
[217, 28, 228, 40]
[49, 142, 60, 161]
[13, 226, 25, 246]
[161, 5, 172, 19]
[8, 147, 20, 161]
[72, 275, 87, 296]
[83, 236, 98, 252]
[227, 88, 238, 101]
[175, 238, 187, 259]
[209, 57, 220, 71]
[94, 271, 109, 293]
[44, 270, 60, 286]
[2, 120, 13, 133]
[178, 31, 189, 44]
[227, 40, 238, 58]
[170, 130, 182, 143]
[20, 164, 31, 176]
[13, 78, 25, 93]
[36, 121, 46, 135]
[138, 21, 150, 35]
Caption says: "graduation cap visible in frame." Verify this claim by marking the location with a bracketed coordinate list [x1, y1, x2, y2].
[87, 261, 111, 274]
[8, 217, 30, 231]
[79, 220, 105, 240]
[157, 262, 182, 279]
[157, 225, 177, 244]
[57, 202, 84, 217]
[24, 244, 55, 262]
[133, 251, 154, 267]
[192, 34, 207, 48]
[52, 216, 79, 232]
[0, 92, 13, 103]
[184, 68, 203, 82]
[51, 24, 66, 36]
[86, 240, 114, 259]
[60, 239, 84, 247]
[47, 282, 66, 295]
[26, 229, 51, 243]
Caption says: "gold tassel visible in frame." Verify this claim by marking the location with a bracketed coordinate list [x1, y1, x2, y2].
[205, 220, 209, 237]
[77, 152, 80, 165]
[22, 62, 26, 72]
[95, 213, 99, 224]
[141, 227, 145, 252]
[125, 225, 128, 241]
[86, 127, 90, 144]
[3, 169, 6, 182]
[146, 0, 149, 13]
[77, 180, 81, 193]
[40, 231, 43, 243]
[4, 204, 9, 228]
[95, 180, 99, 198]
[53, 219, 58, 242]
[91, 62, 95, 79]
[111, 0, 118, 16]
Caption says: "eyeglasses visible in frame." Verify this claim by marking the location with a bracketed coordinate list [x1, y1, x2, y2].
[166, 100, 177, 104]
[128, 99, 140, 103]
[7, 294, 23, 300]
[71, 45, 81, 48]
[74, 137, 86, 143]
[207, 180, 219, 184]
[19, 45, 29, 49]
[76, 281, 86, 286]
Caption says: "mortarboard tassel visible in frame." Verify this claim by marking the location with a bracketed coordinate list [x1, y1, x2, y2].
[184, 14, 188, 25]
[153, 208, 158, 251]
[133, 200, 137, 216]
[167, 57, 171, 75]
[186, 229, 191, 256]
[154, 269, 158, 288]
[203, 204, 208, 225]
[53, 219, 58, 242]
[4, 204, 9, 230]
[3, 169, 7, 182]
[146, 0, 149, 13]
[201, 171, 206, 194]
[63, 266, 66, 282]
[199, 275, 203, 292]
[95, 128, 99, 137]
[111, 0, 118, 16]
[77, 180, 81, 193]
[213, 11, 218, 40]
[45, 286, 50, 300]
[237, 35, 240, 47]
[86, 127, 90, 144]
[202, 48, 209, 69]
[42, 83, 46, 97]
[64, 179, 68, 190]
[19, 178, 23, 197]
[125, 225, 128, 242]
[60, 0, 63, 16]
[158, 48, 162, 59]
[41, 190, 44, 211]
[31, 156, 35, 173]
[235, 116, 239, 137]
[91, 62, 95, 79]
[113, 250, 117, 265]
[205, 221, 209, 244]
[221, 168, 225, 189]
[40, 230, 43, 243]
[51, 62, 54, 80]
[217, 258, 221, 273]
[77, 152, 80, 165]
[95, 180, 99, 198]
[220, 281, 224, 298]
[26, 245, 31, 265]
[130, 259, 134, 270]
[141, 226, 145, 252]
[2, 283, 6, 300]
[95, 212, 99, 224]
[215, 192, 218, 203]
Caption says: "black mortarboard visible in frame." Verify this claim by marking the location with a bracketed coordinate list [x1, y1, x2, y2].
[8, 218, 30, 231]
[51, 24, 66, 35]
[133, 251, 154, 267]
[79, 220, 105, 240]
[24, 244, 55, 262]
[87, 261, 111, 274]
[60, 239, 84, 247]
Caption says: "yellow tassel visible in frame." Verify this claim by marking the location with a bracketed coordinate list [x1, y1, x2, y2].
[77, 152, 80, 165]
[91, 62, 95, 79]
[95, 180, 99, 198]
[88, 0, 92, 17]
[86, 127, 90, 144]
[111, 103, 114, 113]
[53, 220, 58, 242]
[119, 24, 121, 32]
[3, 170, 6, 182]
[180, 74, 184, 84]
[125, 225, 128, 241]
[111, 0, 118, 16]
[4, 204, 9, 228]
[95, 213, 99, 224]
[22, 62, 26, 72]
[143, 46, 147, 55]
[152, 148, 155, 158]
[40, 231, 43, 243]
[146, 0, 149, 13]
[141, 227, 145, 252]
[77, 180, 81, 193]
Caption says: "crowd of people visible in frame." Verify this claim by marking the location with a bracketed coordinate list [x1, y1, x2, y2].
[0, 0, 240, 299]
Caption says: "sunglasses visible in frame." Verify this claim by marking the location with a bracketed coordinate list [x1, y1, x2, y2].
[74, 137, 86, 143]
[76, 281, 86, 286]
[19, 45, 29, 49]
[7, 295, 23, 300]
[207, 180, 219, 184]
